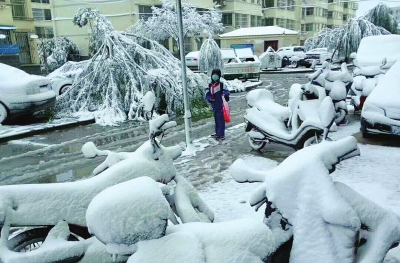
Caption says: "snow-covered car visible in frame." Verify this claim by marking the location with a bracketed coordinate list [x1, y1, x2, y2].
[0, 63, 56, 124]
[47, 61, 87, 95]
[185, 51, 200, 70]
[353, 35, 400, 70]
[360, 59, 400, 138]
[223, 48, 261, 81]
[305, 48, 333, 65]
[276, 46, 311, 68]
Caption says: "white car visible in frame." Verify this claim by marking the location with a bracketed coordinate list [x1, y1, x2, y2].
[361, 59, 400, 138]
[305, 48, 333, 65]
[47, 61, 86, 95]
[354, 35, 400, 70]
[185, 51, 200, 70]
[276, 46, 307, 59]
[0, 63, 56, 124]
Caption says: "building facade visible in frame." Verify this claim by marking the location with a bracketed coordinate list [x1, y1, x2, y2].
[391, 6, 400, 24]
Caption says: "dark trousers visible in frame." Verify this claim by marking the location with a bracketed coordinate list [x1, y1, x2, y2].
[214, 109, 225, 137]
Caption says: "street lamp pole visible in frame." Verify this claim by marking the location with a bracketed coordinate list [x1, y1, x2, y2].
[176, 0, 193, 148]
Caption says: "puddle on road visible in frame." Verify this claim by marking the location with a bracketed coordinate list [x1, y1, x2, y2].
[32, 163, 99, 184]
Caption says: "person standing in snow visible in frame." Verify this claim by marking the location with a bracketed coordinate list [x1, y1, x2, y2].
[205, 69, 230, 140]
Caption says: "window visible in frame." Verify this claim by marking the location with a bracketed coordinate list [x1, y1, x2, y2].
[263, 0, 274, 8]
[257, 16, 263, 26]
[322, 8, 327, 17]
[265, 17, 274, 26]
[276, 18, 286, 28]
[306, 7, 314, 16]
[32, 8, 51, 21]
[222, 13, 233, 26]
[184, 37, 191, 54]
[31, 0, 49, 3]
[327, 11, 333, 19]
[343, 2, 348, 8]
[35, 26, 54, 38]
[343, 14, 347, 21]
[138, 5, 152, 20]
[328, 0, 333, 3]
[236, 14, 249, 28]
[301, 24, 305, 31]
[250, 15, 256, 27]
[11, 0, 27, 18]
[305, 23, 313, 31]
[294, 47, 305, 52]
[235, 14, 241, 27]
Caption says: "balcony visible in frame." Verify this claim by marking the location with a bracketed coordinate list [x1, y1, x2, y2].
[0, 44, 20, 55]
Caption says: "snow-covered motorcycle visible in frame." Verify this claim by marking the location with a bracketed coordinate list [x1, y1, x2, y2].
[230, 136, 400, 263]
[244, 85, 335, 151]
[0, 115, 213, 263]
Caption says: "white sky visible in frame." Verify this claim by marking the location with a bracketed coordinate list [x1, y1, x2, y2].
[356, 0, 400, 17]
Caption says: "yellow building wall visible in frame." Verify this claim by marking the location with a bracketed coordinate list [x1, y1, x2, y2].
[0, 2, 14, 25]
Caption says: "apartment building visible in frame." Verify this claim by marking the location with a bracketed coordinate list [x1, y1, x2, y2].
[391, 6, 400, 24]
[300, 0, 358, 43]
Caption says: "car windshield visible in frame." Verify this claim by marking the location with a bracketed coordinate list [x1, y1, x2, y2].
[294, 47, 305, 52]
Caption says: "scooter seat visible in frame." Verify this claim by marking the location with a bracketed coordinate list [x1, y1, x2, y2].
[297, 100, 321, 122]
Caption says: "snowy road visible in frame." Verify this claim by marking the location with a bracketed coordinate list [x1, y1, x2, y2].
[0, 73, 307, 185]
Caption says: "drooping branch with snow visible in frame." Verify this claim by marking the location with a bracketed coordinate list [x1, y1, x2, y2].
[57, 10, 207, 125]
[305, 17, 390, 60]
[128, 0, 223, 47]
[364, 3, 399, 34]
[198, 38, 224, 75]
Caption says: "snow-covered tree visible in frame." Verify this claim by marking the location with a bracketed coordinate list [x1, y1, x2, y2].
[38, 37, 79, 73]
[129, 0, 223, 49]
[198, 38, 224, 75]
[57, 12, 208, 125]
[72, 8, 110, 57]
[305, 17, 390, 61]
[364, 3, 399, 34]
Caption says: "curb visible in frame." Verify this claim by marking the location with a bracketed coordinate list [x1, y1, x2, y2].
[260, 69, 315, 74]
[0, 118, 96, 143]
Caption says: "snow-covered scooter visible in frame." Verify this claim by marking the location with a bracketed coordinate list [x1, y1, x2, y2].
[0, 115, 213, 263]
[244, 86, 335, 151]
[231, 136, 400, 263]
[307, 62, 353, 125]
[349, 58, 386, 112]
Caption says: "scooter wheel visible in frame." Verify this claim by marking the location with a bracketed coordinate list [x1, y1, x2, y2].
[6, 226, 79, 252]
[248, 137, 266, 151]
[303, 135, 332, 147]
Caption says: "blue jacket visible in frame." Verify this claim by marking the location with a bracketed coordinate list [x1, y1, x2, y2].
[205, 82, 230, 111]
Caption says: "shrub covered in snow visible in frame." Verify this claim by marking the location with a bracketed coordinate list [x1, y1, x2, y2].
[38, 37, 79, 73]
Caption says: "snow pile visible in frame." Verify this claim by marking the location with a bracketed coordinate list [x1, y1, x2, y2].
[128, 218, 276, 263]
[58, 9, 208, 126]
[223, 78, 262, 93]
[86, 177, 171, 249]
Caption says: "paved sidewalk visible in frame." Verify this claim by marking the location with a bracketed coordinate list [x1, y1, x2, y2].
[0, 116, 95, 143]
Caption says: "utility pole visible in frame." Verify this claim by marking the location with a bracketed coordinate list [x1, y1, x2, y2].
[176, 0, 193, 147]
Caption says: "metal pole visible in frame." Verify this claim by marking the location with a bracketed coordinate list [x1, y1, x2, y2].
[176, 0, 193, 146]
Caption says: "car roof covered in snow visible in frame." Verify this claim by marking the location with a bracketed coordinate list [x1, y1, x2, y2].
[356, 35, 400, 68]
[219, 26, 298, 38]
[185, 51, 200, 58]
